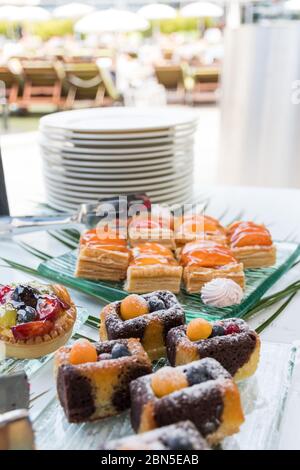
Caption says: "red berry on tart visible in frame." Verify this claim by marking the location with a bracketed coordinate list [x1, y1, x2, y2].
[0, 282, 76, 359]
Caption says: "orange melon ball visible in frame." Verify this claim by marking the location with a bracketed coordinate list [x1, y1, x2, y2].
[151, 366, 188, 398]
[186, 318, 213, 342]
[120, 294, 149, 321]
[69, 339, 97, 365]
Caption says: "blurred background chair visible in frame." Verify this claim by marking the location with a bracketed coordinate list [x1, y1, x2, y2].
[190, 65, 220, 104]
[154, 64, 187, 104]
[18, 59, 65, 109]
[63, 62, 120, 108]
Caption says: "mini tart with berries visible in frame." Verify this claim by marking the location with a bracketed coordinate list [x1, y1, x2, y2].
[178, 240, 245, 294]
[75, 229, 130, 281]
[54, 338, 152, 423]
[0, 283, 76, 359]
[128, 215, 175, 249]
[166, 318, 260, 381]
[227, 221, 276, 269]
[104, 420, 210, 451]
[175, 214, 227, 247]
[130, 357, 244, 444]
[100, 291, 185, 361]
[125, 242, 182, 294]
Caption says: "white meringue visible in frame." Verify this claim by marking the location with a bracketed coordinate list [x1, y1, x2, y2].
[201, 278, 243, 308]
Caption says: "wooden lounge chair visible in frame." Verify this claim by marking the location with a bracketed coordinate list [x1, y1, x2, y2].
[191, 66, 220, 104]
[19, 60, 65, 109]
[0, 64, 19, 105]
[63, 62, 120, 109]
[154, 64, 187, 104]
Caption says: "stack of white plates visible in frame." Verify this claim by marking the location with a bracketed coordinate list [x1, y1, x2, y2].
[39, 107, 197, 211]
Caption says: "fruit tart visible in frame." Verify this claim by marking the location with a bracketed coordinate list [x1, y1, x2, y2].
[100, 290, 185, 361]
[178, 240, 245, 293]
[104, 420, 210, 450]
[167, 318, 260, 381]
[128, 213, 175, 249]
[75, 228, 130, 281]
[55, 337, 152, 423]
[0, 282, 76, 359]
[227, 221, 276, 268]
[130, 357, 244, 444]
[125, 242, 182, 293]
[175, 214, 227, 247]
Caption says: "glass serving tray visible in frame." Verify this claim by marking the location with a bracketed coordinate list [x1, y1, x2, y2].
[33, 341, 298, 450]
[0, 307, 88, 377]
[38, 241, 300, 322]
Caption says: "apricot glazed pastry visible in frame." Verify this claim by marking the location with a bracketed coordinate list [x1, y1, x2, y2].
[100, 291, 185, 361]
[128, 214, 175, 249]
[75, 228, 130, 281]
[167, 318, 260, 381]
[104, 421, 210, 451]
[0, 283, 76, 359]
[227, 221, 276, 269]
[175, 214, 227, 247]
[130, 357, 244, 444]
[125, 242, 182, 293]
[55, 338, 152, 423]
[178, 240, 245, 293]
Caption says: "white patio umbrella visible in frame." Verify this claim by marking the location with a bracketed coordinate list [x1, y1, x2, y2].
[180, 2, 223, 18]
[13, 6, 51, 22]
[0, 5, 20, 20]
[138, 3, 177, 20]
[74, 9, 149, 34]
[53, 2, 95, 20]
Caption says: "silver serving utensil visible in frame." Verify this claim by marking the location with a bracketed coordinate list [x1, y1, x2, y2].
[0, 202, 113, 237]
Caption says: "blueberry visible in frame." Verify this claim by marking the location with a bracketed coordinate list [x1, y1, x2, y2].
[164, 434, 192, 450]
[186, 365, 211, 386]
[209, 324, 226, 338]
[148, 296, 165, 312]
[111, 343, 130, 359]
[12, 285, 38, 308]
[17, 306, 38, 324]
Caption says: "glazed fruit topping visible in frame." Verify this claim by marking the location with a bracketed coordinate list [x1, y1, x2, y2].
[164, 434, 192, 451]
[209, 324, 226, 337]
[225, 323, 240, 335]
[36, 295, 68, 321]
[151, 367, 188, 398]
[111, 343, 131, 359]
[120, 294, 149, 320]
[186, 318, 213, 341]
[17, 306, 38, 324]
[0, 285, 13, 305]
[12, 320, 53, 340]
[69, 339, 98, 365]
[148, 296, 165, 312]
[11, 285, 38, 308]
[0, 305, 17, 328]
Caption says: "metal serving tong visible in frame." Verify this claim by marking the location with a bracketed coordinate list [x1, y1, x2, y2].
[0, 194, 151, 238]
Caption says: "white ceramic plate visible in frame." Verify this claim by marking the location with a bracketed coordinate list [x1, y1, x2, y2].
[43, 166, 192, 188]
[41, 147, 191, 162]
[40, 107, 197, 133]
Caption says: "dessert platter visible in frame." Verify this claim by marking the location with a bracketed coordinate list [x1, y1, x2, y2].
[39, 210, 300, 321]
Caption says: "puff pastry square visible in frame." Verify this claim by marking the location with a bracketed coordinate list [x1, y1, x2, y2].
[227, 221, 276, 269]
[178, 240, 245, 293]
[175, 214, 227, 247]
[125, 243, 182, 293]
[128, 215, 175, 249]
[75, 229, 130, 281]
